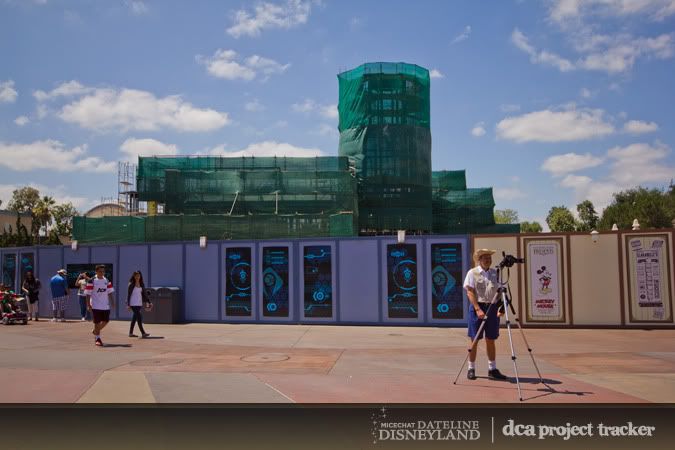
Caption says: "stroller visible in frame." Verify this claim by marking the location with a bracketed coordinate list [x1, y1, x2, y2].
[1, 289, 28, 325]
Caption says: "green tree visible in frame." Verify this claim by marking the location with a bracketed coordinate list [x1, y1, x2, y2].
[494, 209, 519, 224]
[598, 187, 673, 230]
[546, 206, 577, 232]
[52, 202, 79, 237]
[576, 200, 599, 231]
[7, 187, 40, 213]
[520, 221, 543, 233]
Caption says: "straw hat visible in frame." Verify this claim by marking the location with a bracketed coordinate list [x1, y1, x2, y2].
[473, 249, 495, 263]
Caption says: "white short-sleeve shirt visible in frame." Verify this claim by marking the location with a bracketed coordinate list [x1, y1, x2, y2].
[463, 266, 499, 303]
[84, 276, 114, 310]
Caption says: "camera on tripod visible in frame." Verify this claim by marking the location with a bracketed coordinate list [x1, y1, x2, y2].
[498, 252, 525, 268]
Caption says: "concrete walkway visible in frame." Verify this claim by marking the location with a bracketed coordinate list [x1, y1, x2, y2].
[2, 320, 674, 403]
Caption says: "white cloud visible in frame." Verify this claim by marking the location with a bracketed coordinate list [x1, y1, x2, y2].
[541, 152, 604, 176]
[580, 87, 592, 98]
[244, 98, 266, 112]
[0, 140, 116, 173]
[512, 24, 674, 75]
[36, 104, 48, 119]
[50, 83, 229, 132]
[471, 122, 486, 137]
[292, 98, 316, 113]
[500, 103, 521, 113]
[125, 1, 149, 15]
[120, 138, 178, 162]
[511, 28, 575, 72]
[577, 33, 674, 73]
[291, 98, 337, 120]
[559, 174, 620, 211]
[226, 0, 312, 38]
[0, 80, 18, 103]
[548, 0, 675, 23]
[208, 140, 324, 157]
[494, 187, 527, 200]
[451, 25, 471, 44]
[14, 116, 29, 126]
[429, 69, 444, 79]
[0, 183, 91, 211]
[556, 141, 674, 212]
[606, 142, 673, 186]
[33, 80, 93, 101]
[196, 49, 289, 81]
[496, 106, 614, 143]
[623, 120, 659, 134]
[319, 103, 338, 119]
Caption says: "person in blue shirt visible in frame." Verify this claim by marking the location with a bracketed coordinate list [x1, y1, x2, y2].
[49, 269, 69, 322]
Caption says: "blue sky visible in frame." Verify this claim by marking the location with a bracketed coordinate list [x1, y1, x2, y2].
[1, 0, 674, 228]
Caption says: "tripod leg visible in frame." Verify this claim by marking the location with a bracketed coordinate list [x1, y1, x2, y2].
[502, 292, 523, 401]
[452, 305, 493, 385]
[508, 300, 544, 384]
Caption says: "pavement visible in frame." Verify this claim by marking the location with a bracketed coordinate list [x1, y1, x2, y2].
[2, 319, 674, 403]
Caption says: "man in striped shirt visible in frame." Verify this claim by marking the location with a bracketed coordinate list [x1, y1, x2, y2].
[85, 265, 115, 347]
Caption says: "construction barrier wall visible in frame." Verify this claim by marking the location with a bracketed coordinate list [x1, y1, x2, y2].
[3, 230, 671, 327]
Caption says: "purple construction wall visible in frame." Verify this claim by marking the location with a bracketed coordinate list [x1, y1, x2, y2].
[1, 235, 471, 326]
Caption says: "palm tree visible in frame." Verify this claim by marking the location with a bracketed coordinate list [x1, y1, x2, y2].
[33, 196, 56, 243]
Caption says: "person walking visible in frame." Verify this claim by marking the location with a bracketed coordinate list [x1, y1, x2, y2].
[85, 265, 114, 347]
[49, 269, 69, 322]
[127, 271, 150, 338]
[76, 272, 90, 321]
[21, 271, 41, 321]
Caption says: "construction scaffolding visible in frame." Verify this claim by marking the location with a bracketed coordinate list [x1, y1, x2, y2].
[338, 62, 432, 233]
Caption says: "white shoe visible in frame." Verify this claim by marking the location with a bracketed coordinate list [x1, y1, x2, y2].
[81, 317, 86, 321]
[60, 318, 66, 322]
[50, 318, 56, 322]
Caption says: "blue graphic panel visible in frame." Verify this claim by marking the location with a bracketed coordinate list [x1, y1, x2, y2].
[303, 245, 332, 318]
[225, 247, 252, 316]
[262, 246, 289, 317]
[431, 243, 464, 319]
[66, 264, 114, 288]
[2, 253, 16, 290]
[386, 244, 418, 319]
[19, 253, 34, 284]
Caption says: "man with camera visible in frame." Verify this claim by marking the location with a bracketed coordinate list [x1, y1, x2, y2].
[463, 249, 509, 381]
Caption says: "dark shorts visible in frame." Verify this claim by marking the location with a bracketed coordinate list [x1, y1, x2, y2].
[92, 309, 110, 324]
[467, 302, 500, 340]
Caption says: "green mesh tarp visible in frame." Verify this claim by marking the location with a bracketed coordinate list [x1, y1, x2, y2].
[73, 212, 357, 243]
[338, 62, 432, 233]
[138, 155, 357, 217]
[432, 187, 505, 234]
[72, 216, 145, 243]
[432, 170, 467, 191]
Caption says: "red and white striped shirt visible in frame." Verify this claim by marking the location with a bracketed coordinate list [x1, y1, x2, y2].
[84, 276, 114, 310]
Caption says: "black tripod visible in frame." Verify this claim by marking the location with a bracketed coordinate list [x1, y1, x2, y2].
[452, 266, 544, 401]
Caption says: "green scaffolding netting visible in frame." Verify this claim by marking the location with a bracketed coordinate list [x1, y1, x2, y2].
[338, 62, 432, 233]
[138, 155, 357, 215]
[73, 212, 357, 243]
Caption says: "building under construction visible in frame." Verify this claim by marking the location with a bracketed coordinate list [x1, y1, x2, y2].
[73, 62, 518, 243]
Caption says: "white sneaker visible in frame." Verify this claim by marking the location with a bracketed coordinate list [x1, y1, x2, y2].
[50, 318, 57, 323]
[59, 318, 66, 322]
[81, 317, 86, 321]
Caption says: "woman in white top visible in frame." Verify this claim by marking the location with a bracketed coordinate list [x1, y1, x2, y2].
[76, 272, 90, 321]
[126, 271, 150, 338]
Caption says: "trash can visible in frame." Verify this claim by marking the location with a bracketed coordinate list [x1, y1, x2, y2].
[143, 287, 183, 324]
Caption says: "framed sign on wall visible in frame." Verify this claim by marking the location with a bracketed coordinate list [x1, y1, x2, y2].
[624, 233, 673, 323]
[523, 238, 567, 323]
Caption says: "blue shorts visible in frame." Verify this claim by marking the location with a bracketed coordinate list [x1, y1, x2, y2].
[467, 302, 500, 340]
